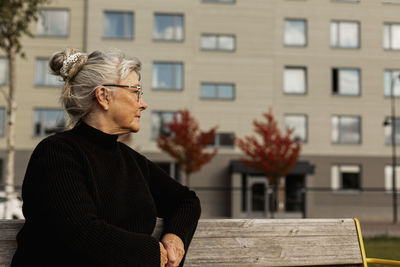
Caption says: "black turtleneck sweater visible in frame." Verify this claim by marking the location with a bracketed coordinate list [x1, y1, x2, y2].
[11, 122, 201, 267]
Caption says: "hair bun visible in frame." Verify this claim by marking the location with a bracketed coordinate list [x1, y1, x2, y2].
[60, 52, 88, 80]
[49, 48, 88, 81]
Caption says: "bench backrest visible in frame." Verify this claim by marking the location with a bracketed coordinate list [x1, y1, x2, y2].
[0, 219, 363, 267]
[185, 218, 363, 266]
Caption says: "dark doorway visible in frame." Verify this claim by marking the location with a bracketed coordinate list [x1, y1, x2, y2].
[251, 183, 266, 212]
[285, 175, 305, 212]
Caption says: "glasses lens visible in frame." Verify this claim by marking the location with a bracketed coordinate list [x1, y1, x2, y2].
[136, 90, 143, 102]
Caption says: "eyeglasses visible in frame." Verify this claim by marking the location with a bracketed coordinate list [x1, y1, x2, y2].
[102, 84, 143, 102]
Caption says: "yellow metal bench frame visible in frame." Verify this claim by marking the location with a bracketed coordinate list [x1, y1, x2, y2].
[355, 218, 400, 267]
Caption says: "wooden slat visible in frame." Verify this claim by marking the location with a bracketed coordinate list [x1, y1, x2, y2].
[0, 220, 23, 266]
[0, 219, 363, 267]
[185, 219, 363, 266]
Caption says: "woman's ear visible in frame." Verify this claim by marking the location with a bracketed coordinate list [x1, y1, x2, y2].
[94, 86, 111, 111]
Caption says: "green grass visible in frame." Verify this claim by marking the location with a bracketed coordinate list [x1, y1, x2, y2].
[364, 237, 400, 267]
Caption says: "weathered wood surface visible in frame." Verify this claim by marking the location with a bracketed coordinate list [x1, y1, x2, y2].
[0, 219, 362, 267]
[0, 220, 23, 267]
[185, 219, 363, 266]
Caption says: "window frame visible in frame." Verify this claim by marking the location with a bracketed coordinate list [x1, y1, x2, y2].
[0, 57, 8, 86]
[384, 116, 400, 146]
[331, 67, 361, 96]
[383, 69, 400, 97]
[331, 115, 362, 145]
[36, 8, 70, 38]
[330, 20, 361, 49]
[153, 13, 185, 42]
[383, 22, 400, 50]
[34, 57, 63, 87]
[209, 132, 235, 149]
[201, 33, 236, 52]
[151, 110, 177, 140]
[284, 113, 308, 144]
[284, 18, 308, 47]
[0, 107, 6, 137]
[331, 0, 360, 2]
[200, 82, 236, 100]
[33, 108, 66, 137]
[383, 0, 400, 5]
[103, 10, 134, 40]
[202, 0, 236, 4]
[384, 165, 400, 192]
[152, 62, 184, 91]
[154, 161, 181, 181]
[283, 66, 308, 95]
[331, 164, 362, 192]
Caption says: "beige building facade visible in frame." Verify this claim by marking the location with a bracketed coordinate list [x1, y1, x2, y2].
[1, 0, 400, 221]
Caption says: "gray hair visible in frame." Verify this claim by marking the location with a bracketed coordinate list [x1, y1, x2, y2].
[49, 48, 141, 126]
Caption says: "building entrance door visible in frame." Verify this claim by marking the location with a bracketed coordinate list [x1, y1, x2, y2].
[246, 177, 270, 218]
[285, 175, 305, 212]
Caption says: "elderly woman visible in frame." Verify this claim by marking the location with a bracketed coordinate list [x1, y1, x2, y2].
[11, 48, 201, 267]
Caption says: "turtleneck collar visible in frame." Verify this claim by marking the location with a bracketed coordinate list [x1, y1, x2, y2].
[72, 120, 119, 149]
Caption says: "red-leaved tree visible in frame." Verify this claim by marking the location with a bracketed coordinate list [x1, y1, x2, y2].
[236, 110, 301, 216]
[157, 109, 218, 187]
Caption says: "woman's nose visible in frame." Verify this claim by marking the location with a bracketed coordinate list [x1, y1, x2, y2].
[140, 98, 148, 110]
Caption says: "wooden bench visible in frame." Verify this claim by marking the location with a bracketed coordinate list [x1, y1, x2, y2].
[0, 218, 399, 266]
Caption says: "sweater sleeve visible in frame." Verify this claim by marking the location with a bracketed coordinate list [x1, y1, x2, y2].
[145, 159, 201, 249]
[21, 138, 160, 267]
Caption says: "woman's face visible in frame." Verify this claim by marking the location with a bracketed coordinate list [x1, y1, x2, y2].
[107, 71, 148, 134]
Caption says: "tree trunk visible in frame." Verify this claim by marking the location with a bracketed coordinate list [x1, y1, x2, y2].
[181, 171, 190, 188]
[4, 48, 16, 219]
[269, 182, 278, 219]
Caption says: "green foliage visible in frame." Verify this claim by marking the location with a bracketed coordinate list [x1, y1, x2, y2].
[364, 237, 400, 267]
[0, 0, 48, 56]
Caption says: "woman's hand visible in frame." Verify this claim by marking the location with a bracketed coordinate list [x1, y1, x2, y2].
[161, 233, 185, 267]
[160, 242, 168, 267]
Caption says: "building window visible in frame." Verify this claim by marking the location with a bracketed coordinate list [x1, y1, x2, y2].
[36, 9, 69, 37]
[201, 34, 235, 51]
[332, 68, 361, 96]
[210, 133, 235, 148]
[154, 161, 180, 181]
[0, 58, 8, 85]
[331, 0, 360, 2]
[34, 109, 65, 137]
[153, 14, 184, 41]
[284, 19, 307, 46]
[331, 164, 361, 191]
[383, 23, 400, 50]
[103, 11, 133, 39]
[330, 21, 360, 48]
[152, 62, 183, 90]
[384, 117, 400, 145]
[331, 115, 361, 144]
[283, 67, 307, 94]
[202, 0, 235, 3]
[201, 83, 235, 100]
[384, 165, 400, 192]
[383, 0, 400, 5]
[35, 58, 63, 87]
[151, 111, 175, 139]
[384, 70, 400, 97]
[0, 108, 5, 137]
[284, 114, 307, 143]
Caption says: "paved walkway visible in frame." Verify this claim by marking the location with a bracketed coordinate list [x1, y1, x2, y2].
[360, 221, 400, 237]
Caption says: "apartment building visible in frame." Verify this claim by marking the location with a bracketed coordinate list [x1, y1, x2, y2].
[0, 0, 399, 221]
